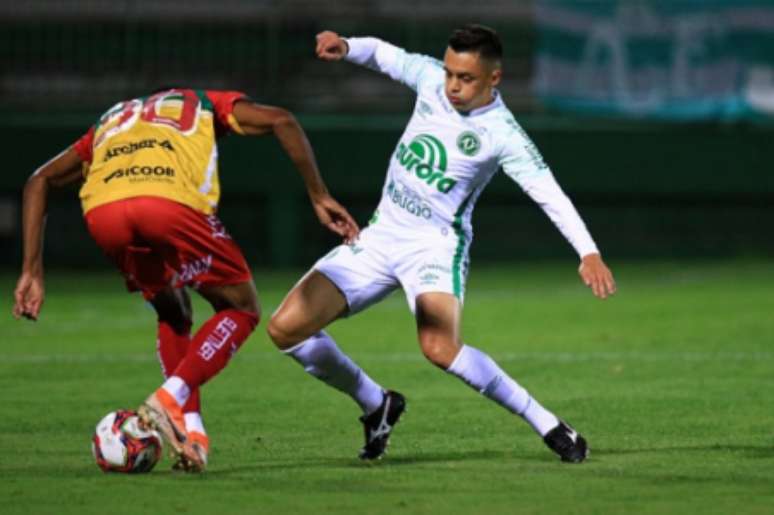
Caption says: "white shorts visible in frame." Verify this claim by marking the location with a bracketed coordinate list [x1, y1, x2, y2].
[313, 223, 470, 315]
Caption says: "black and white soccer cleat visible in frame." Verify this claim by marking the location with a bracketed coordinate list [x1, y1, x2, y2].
[543, 420, 589, 463]
[358, 390, 406, 460]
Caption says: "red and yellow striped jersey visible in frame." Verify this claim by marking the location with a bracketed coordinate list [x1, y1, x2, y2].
[74, 89, 246, 215]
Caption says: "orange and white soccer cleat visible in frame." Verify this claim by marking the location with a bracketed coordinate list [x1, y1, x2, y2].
[188, 431, 209, 465]
[172, 431, 209, 472]
[138, 389, 199, 466]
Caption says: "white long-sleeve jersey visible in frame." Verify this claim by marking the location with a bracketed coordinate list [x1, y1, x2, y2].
[345, 37, 599, 258]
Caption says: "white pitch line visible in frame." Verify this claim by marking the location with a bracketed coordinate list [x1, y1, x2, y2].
[0, 351, 772, 364]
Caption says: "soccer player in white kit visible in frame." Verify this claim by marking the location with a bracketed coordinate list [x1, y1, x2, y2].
[268, 25, 616, 463]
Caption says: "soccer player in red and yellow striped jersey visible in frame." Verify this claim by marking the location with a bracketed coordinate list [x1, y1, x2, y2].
[13, 88, 359, 472]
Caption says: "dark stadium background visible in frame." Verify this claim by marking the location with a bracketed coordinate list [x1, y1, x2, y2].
[2, 0, 772, 269]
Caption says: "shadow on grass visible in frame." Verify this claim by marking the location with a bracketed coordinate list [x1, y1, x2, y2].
[593, 443, 774, 459]
[200, 443, 774, 478]
[200, 449, 517, 477]
[9, 444, 771, 480]
[0, 449, 524, 480]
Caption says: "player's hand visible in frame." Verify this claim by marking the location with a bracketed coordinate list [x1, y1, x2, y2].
[13, 270, 45, 321]
[578, 253, 616, 300]
[316, 31, 348, 61]
[311, 194, 360, 243]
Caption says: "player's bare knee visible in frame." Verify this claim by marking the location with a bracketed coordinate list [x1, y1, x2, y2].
[265, 318, 284, 347]
[221, 294, 261, 321]
[266, 315, 298, 349]
[165, 315, 192, 335]
[199, 281, 260, 320]
[237, 296, 261, 320]
[233, 283, 261, 318]
[156, 307, 191, 333]
[419, 333, 457, 369]
[151, 288, 192, 333]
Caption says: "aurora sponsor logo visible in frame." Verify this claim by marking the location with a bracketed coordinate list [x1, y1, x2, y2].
[387, 180, 433, 219]
[103, 138, 174, 162]
[395, 133, 457, 193]
[103, 165, 175, 183]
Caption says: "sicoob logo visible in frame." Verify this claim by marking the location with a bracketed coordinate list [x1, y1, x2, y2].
[103, 165, 175, 183]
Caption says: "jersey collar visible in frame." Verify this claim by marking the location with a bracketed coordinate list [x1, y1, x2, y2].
[463, 89, 503, 117]
[441, 89, 503, 119]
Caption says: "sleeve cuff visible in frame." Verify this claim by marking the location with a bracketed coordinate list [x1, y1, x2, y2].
[342, 37, 379, 65]
[578, 245, 601, 259]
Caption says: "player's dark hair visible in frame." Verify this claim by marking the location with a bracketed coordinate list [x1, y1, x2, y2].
[448, 24, 503, 62]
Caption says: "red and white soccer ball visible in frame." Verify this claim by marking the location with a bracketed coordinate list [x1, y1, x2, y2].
[92, 409, 163, 473]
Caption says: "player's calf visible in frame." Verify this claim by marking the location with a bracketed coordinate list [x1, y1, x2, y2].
[173, 309, 258, 388]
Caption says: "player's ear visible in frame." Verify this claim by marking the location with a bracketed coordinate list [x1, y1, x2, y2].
[490, 66, 502, 87]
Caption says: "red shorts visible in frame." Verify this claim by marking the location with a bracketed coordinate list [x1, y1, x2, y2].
[85, 196, 252, 300]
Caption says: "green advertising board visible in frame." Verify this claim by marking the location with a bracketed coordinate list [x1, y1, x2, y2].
[535, 0, 774, 120]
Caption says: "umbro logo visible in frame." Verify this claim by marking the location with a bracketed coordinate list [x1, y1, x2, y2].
[368, 396, 392, 441]
[369, 421, 392, 440]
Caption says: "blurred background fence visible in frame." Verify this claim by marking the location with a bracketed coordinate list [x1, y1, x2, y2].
[1, 0, 773, 268]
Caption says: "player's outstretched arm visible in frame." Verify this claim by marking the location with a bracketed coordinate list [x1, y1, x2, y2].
[315, 30, 438, 91]
[499, 124, 616, 301]
[13, 147, 83, 321]
[231, 101, 359, 242]
[508, 167, 616, 300]
[578, 253, 616, 300]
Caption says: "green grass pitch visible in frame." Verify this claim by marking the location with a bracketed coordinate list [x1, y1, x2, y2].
[1, 261, 773, 514]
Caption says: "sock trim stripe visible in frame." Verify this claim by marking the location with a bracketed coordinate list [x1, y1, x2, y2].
[446, 344, 469, 373]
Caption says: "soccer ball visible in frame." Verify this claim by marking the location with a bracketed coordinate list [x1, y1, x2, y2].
[91, 409, 163, 473]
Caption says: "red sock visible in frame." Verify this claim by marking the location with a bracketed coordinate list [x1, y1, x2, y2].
[156, 320, 201, 413]
[157, 321, 190, 377]
[172, 309, 258, 390]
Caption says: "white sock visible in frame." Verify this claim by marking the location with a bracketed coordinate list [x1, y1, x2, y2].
[285, 331, 385, 415]
[161, 376, 191, 408]
[446, 344, 559, 436]
[184, 412, 206, 435]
